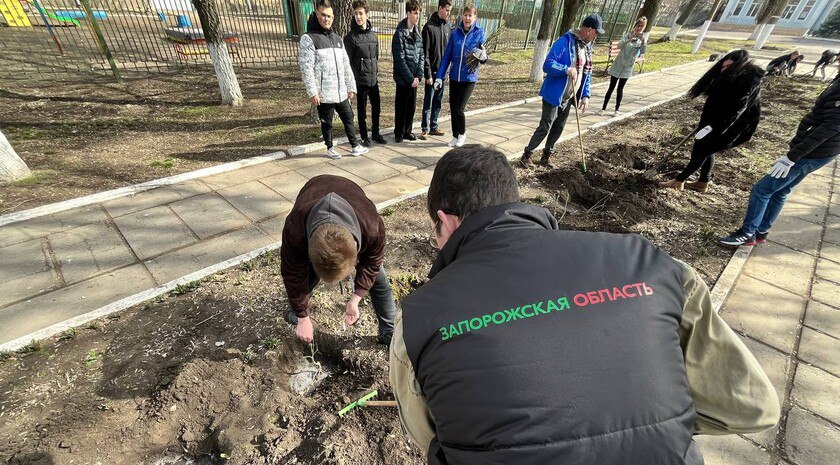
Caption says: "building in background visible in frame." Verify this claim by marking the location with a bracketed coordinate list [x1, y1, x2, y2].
[716, 0, 839, 35]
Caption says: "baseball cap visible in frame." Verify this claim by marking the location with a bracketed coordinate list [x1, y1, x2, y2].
[581, 13, 605, 34]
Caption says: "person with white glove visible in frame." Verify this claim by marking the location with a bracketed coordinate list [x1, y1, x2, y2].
[434, 4, 487, 147]
[720, 64, 840, 247]
[659, 50, 764, 192]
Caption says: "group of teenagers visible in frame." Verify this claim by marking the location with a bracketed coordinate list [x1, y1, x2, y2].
[286, 7, 840, 465]
[299, 0, 487, 160]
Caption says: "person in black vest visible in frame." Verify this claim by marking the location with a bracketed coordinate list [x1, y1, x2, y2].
[390, 145, 780, 465]
[720, 65, 840, 246]
[344, 0, 386, 147]
[392, 0, 424, 143]
[660, 50, 764, 192]
[420, 0, 452, 140]
[298, 0, 369, 159]
[766, 50, 800, 76]
[812, 49, 839, 80]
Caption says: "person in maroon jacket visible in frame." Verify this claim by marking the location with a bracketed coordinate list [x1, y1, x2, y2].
[280, 175, 397, 344]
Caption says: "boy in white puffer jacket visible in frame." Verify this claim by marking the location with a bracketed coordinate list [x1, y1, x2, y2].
[299, 0, 368, 159]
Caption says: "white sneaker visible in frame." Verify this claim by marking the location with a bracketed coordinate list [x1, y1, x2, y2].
[596, 109, 605, 116]
[326, 148, 342, 159]
[350, 145, 369, 157]
[613, 110, 621, 118]
[447, 137, 459, 147]
[455, 134, 466, 147]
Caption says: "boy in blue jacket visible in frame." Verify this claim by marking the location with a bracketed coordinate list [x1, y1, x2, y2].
[520, 14, 603, 168]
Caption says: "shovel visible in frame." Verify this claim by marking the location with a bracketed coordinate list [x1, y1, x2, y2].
[642, 127, 700, 179]
[571, 76, 587, 173]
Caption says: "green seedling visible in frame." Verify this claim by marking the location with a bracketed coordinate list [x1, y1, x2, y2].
[58, 328, 77, 341]
[84, 349, 102, 367]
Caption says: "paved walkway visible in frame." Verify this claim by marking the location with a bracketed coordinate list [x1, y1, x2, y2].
[0, 60, 712, 349]
[696, 160, 840, 465]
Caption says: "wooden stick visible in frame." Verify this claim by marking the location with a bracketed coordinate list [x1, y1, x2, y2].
[361, 400, 397, 407]
[571, 75, 587, 173]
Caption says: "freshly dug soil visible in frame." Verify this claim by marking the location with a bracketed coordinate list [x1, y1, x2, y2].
[0, 76, 824, 465]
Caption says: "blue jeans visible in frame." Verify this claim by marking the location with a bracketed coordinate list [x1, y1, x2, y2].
[741, 156, 835, 234]
[421, 83, 444, 132]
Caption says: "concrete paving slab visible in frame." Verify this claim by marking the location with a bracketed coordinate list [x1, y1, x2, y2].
[294, 161, 370, 187]
[775, 197, 828, 225]
[406, 166, 435, 185]
[823, 218, 840, 245]
[329, 156, 401, 184]
[743, 241, 816, 296]
[798, 327, 840, 376]
[114, 205, 197, 260]
[49, 222, 136, 285]
[784, 406, 840, 465]
[815, 257, 840, 284]
[468, 129, 508, 145]
[721, 275, 806, 353]
[144, 225, 273, 284]
[694, 434, 771, 465]
[0, 205, 108, 248]
[739, 336, 789, 448]
[280, 154, 329, 170]
[0, 264, 155, 344]
[366, 146, 429, 172]
[792, 363, 840, 425]
[170, 192, 251, 240]
[0, 238, 55, 307]
[102, 180, 211, 218]
[828, 199, 840, 218]
[255, 214, 288, 241]
[217, 180, 293, 223]
[765, 215, 825, 255]
[261, 170, 312, 202]
[793, 178, 833, 202]
[819, 240, 840, 264]
[804, 300, 840, 339]
[362, 176, 425, 204]
[811, 277, 840, 309]
[391, 144, 448, 164]
[200, 161, 291, 190]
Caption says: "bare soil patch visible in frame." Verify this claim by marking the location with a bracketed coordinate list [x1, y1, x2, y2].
[0, 76, 823, 465]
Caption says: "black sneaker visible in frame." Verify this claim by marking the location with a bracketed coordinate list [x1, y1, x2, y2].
[755, 231, 769, 244]
[372, 133, 387, 144]
[361, 138, 371, 147]
[403, 133, 417, 141]
[719, 228, 757, 247]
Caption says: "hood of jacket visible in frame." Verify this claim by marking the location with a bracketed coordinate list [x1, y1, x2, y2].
[429, 11, 446, 27]
[429, 202, 558, 278]
[306, 193, 362, 252]
[350, 18, 372, 34]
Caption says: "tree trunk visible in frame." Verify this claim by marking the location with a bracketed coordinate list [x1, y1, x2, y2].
[665, 0, 703, 40]
[529, 0, 560, 83]
[0, 129, 31, 183]
[750, 0, 786, 41]
[331, 0, 353, 38]
[193, 0, 244, 106]
[558, 0, 583, 35]
[638, 0, 663, 33]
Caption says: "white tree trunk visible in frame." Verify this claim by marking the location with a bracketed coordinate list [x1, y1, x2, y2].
[748, 22, 766, 40]
[208, 43, 244, 106]
[754, 23, 775, 49]
[665, 22, 682, 40]
[0, 130, 31, 183]
[691, 20, 712, 54]
[530, 39, 551, 83]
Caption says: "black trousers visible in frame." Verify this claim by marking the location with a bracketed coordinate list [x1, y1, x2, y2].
[676, 142, 716, 182]
[395, 84, 418, 137]
[449, 81, 476, 137]
[602, 76, 629, 111]
[524, 99, 573, 155]
[357, 84, 381, 139]
[317, 99, 359, 148]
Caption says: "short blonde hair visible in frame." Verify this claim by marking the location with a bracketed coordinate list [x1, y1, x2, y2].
[309, 223, 357, 283]
[635, 16, 647, 29]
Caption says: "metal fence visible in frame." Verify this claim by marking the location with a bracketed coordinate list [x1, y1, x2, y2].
[0, 0, 644, 81]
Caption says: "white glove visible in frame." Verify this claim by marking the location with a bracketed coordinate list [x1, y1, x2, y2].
[433, 78, 443, 91]
[695, 125, 713, 139]
[768, 156, 795, 179]
[472, 47, 488, 62]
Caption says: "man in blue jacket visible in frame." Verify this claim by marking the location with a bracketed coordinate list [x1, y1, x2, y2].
[520, 14, 603, 168]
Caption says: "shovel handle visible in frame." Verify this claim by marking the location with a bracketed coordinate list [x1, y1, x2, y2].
[359, 400, 397, 407]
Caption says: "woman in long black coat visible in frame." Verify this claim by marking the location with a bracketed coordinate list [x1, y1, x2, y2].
[660, 50, 764, 192]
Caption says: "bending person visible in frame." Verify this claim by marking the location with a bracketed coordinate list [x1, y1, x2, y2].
[660, 50, 764, 192]
[720, 64, 840, 246]
[812, 49, 839, 80]
[434, 3, 487, 147]
[600, 16, 647, 118]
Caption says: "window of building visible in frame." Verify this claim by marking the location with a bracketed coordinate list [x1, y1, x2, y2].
[782, 0, 802, 19]
[798, 0, 817, 20]
[747, 1, 764, 17]
[733, 0, 748, 16]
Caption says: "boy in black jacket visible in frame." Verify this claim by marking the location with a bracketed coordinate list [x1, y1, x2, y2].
[345, 0, 386, 146]
[721, 64, 840, 246]
[420, 0, 452, 140]
[392, 0, 424, 143]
